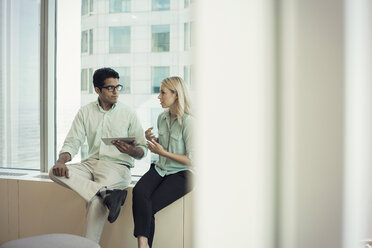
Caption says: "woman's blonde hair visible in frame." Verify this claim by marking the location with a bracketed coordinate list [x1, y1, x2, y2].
[161, 76, 192, 124]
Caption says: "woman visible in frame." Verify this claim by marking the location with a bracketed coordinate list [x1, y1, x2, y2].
[132, 76, 194, 248]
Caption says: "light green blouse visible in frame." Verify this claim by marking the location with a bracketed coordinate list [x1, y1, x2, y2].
[60, 99, 147, 167]
[155, 110, 194, 176]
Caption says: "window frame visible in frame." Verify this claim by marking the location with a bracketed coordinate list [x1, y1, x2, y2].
[40, 0, 56, 172]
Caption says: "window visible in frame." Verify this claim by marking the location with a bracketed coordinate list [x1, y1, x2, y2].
[0, 0, 41, 169]
[89, 29, 93, 54]
[109, 26, 131, 53]
[184, 66, 189, 85]
[81, 31, 88, 53]
[152, 0, 170, 11]
[88, 68, 94, 94]
[110, 0, 131, 13]
[152, 25, 170, 52]
[184, 22, 189, 51]
[81, 29, 93, 54]
[81, 69, 88, 92]
[190, 21, 195, 47]
[112, 67, 131, 94]
[190, 64, 194, 88]
[81, 0, 94, 16]
[152, 67, 170, 93]
[56, 0, 194, 176]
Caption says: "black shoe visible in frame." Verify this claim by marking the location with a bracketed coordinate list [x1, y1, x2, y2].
[103, 189, 128, 223]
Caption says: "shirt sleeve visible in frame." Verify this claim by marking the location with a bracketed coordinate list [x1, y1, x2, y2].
[182, 115, 194, 165]
[128, 111, 148, 159]
[59, 109, 86, 159]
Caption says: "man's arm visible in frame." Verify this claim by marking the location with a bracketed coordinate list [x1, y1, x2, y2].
[51, 152, 71, 178]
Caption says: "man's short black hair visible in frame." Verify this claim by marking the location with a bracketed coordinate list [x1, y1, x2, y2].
[93, 68, 120, 88]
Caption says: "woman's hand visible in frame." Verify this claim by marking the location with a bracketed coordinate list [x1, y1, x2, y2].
[145, 127, 157, 141]
[147, 139, 166, 156]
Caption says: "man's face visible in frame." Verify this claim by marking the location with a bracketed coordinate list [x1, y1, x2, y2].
[95, 77, 120, 106]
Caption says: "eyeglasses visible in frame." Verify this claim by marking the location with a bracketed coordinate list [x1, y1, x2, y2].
[100, 84, 123, 92]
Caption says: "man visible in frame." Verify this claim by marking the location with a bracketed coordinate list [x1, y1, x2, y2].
[49, 67, 147, 243]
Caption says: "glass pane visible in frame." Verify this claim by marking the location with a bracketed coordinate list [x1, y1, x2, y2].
[152, 25, 170, 52]
[112, 67, 131, 94]
[89, 29, 93, 54]
[81, 30, 88, 53]
[152, 67, 169, 93]
[81, 0, 88, 16]
[81, 69, 88, 91]
[89, 0, 94, 13]
[0, 0, 40, 169]
[88, 68, 94, 93]
[184, 66, 189, 85]
[190, 21, 195, 47]
[152, 0, 170, 11]
[184, 22, 189, 51]
[57, 0, 194, 176]
[110, 0, 131, 13]
[109, 26, 131, 53]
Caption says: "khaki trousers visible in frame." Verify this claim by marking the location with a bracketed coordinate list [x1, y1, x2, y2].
[49, 158, 131, 243]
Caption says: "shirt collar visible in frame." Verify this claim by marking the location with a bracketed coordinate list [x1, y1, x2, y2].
[163, 110, 180, 122]
[95, 98, 117, 112]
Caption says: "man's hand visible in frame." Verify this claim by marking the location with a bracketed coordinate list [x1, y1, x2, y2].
[52, 162, 69, 178]
[145, 127, 157, 141]
[112, 140, 142, 158]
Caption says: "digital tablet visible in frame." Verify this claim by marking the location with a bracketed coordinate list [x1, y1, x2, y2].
[101, 137, 136, 145]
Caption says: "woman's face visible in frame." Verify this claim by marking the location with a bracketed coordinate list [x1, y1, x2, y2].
[158, 85, 177, 109]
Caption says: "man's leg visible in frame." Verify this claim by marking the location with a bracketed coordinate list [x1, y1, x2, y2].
[83, 160, 132, 240]
[91, 160, 132, 191]
[84, 195, 107, 243]
[49, 159, 110, 242]
[49, 159, 103, 202]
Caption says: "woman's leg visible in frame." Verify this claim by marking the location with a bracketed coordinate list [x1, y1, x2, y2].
[132, 165, 163, 248]
[147, 170, 194, 247]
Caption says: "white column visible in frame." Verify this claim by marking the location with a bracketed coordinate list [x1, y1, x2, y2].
[343, 0, 372, 247]
[195, 0, 275, 247]
[279, 0, 344, 247]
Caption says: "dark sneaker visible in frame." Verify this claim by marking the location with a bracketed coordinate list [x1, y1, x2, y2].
[103, 189, 128, 223]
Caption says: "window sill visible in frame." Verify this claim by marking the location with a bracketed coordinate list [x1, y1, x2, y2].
[0, 168, 139, 186]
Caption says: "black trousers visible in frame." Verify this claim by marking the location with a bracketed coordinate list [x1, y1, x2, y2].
[132, 164, 193, 247]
